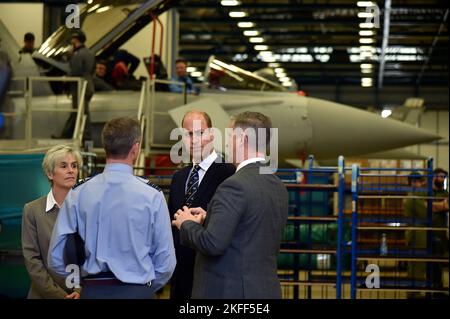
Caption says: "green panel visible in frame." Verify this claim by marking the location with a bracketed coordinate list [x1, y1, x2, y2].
[0, 154, 49, 220]
[0, 256, 30, 299]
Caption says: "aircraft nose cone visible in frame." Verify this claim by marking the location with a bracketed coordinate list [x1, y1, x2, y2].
[306, 97, 441, 158]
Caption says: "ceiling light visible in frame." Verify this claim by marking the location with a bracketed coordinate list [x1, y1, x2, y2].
[244, 30, 260, 36]
[249, 37, 264, 43]
[282, 82, 293, 87]
[221, 0, 240, 6]
[358, 12, 374, 18]
[238, 22, 254, 28]
[381, 109, 392, 118]
[279, 77, 290, 82]
[360, 46, 375, 52]
[187, 67, 197, 72]
[361, 68, 372, 73]
[276, 72, 287, 78]
[96, 6, 111, 13]
[360, 64, 373, 69]
[357, 1, 375, 6]
[254, 45, 269, 51]
[359, 22, 375, 28]
[359, 38, 374, 44]
[87, 0, 93, 4]
[359, 30, 374, 36]
[191, 71, 202, 77]
[268, 63, 280, 67]
[274, 68, 285, 73]
[229, 11, 247, 18]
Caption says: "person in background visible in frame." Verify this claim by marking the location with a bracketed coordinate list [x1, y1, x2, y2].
[93, 60, 113, 92]
[48, 117, 176, 299]
[19, 32, 36, 54]
[22, 145, 82, 299]
[169, 58, 198, 94]
[430, 168, 449, 296]
[59, 30, 95, 141]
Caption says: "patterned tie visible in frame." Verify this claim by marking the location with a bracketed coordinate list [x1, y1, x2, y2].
[184, 164, 201, 207]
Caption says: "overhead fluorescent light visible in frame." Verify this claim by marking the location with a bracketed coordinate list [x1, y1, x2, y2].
[96, 6, 111, 13]
[187, 67, 197, 73]
[229, 11, 247, 18]
[359, 22, 375, 28]
[244, 30, 260, 36]
[381, 109, 392, 118]
[191, 71, 203, 77]
[361, 78, 373, 87]
[357, 1, 375, 6]
[359, 38, 374, 44]
[259, 51, 273, 56]
[359, 30, 374, 36]
[360, 64, 373, 69]
[279, 77, 290, 82]
[87, 4, 100, 13]
[361, 68, 372, 73]
[276, 72, 287, 78]
[221, 0, 240, 6]
[254, 45, 269, 51]
[268, 63, 280, 67]
[249, 37, 264, 43]
[360, 46, 376, 52]
[238, 22, 254, 28]
[282, 81, 293, 87]
[274, 68, 285, 73]
[358, 12, 374, 18]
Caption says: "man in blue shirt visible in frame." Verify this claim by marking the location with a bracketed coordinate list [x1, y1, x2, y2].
[48, 117, 176, 299]
[169, 58, 198, 94]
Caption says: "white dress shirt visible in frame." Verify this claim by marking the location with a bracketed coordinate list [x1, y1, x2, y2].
[236, 157, 266, 172]
[185, 150, 218, 191]
[45, 189, 60, 212]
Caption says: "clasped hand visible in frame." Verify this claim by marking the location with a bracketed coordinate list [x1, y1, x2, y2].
[172, 206, 207, 229]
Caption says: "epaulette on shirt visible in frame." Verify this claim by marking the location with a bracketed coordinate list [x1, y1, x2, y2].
[146, 180, 162, 192]
[72, 177, 91, 190]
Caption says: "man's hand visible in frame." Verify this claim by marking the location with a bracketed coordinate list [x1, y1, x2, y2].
[172, 206, 203, 229]
[65, 291, 80, 299]
[189, 207, 207, 224]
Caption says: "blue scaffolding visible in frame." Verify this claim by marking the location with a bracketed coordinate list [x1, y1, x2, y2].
[277, 156, 347, 299]
[349, 158, 449, 298]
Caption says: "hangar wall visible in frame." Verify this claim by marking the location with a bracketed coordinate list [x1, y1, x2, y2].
[0, 4, 44, 48]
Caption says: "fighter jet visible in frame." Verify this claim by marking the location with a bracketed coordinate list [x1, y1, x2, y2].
[0, 0, 440, 166]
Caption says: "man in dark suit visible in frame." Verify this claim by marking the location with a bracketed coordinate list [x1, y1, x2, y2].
[168, 110, 235, 299]
[172, 111, 288, 299]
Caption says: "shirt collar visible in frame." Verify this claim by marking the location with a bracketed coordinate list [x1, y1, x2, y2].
[46, 190, 59, 212]
[236, 157, 266, 172]
[104, 163, 133, 174]
[194, 150, 218, 172]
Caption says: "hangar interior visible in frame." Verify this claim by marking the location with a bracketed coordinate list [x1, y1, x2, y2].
[0, 0, 448, 299]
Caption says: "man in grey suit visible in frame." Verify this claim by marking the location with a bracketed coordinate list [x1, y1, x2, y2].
[172, 111, 288, 299]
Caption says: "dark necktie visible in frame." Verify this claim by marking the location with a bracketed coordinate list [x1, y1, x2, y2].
[184, 164, 201, 207]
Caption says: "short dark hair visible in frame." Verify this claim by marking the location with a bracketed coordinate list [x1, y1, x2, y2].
[181, 110, 212, 128]
[96, 59, 108, 66]
[71, 30, 86, 43]
[232, 111, 272, 149]
[24, 32, 35, 42]
[175, 58, 188, 66]
[407, 171, 424, 186]
[433, 168, 448, 177]
[102, 117, 141, 159]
